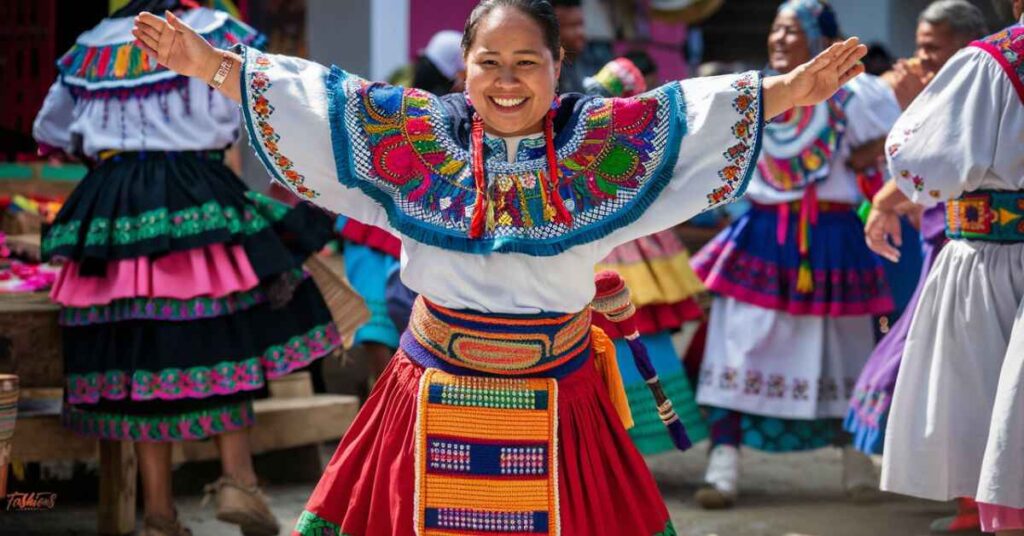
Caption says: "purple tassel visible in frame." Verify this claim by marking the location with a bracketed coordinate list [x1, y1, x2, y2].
[626, 337, 657, 379]
[624, 335, 693, 451]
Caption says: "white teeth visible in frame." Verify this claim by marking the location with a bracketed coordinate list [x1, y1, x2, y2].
[493, 97, 526, 108]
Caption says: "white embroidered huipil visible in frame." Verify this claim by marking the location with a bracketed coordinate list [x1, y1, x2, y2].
[880, 38, 1024, 508]
[235, 46, 765, 315]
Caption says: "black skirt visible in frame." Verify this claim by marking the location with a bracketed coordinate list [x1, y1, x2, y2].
[51, 151, 341, 442]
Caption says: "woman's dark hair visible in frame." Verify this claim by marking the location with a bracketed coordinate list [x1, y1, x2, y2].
[111, 0, 200, 18]
[413, 55, 457, 95]
[461, 0, 562, 60]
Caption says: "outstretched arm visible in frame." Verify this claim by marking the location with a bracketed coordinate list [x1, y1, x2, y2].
[762, 37, 867, 120]
[133, 10, 242, 102]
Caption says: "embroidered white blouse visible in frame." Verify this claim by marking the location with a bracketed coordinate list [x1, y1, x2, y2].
[886, 47, 1024, 206]
[32, 8, 253, 158]
[238, 48, 765, 314]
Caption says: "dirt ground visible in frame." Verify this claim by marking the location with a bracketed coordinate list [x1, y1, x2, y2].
[1, 442, 980, 536]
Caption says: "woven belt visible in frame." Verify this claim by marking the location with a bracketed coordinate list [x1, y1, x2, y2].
[750, 200, 856, 213]
[400, 297, 592, 378]
[97, 150, 225, 162]
[946, 190, 1024, 242]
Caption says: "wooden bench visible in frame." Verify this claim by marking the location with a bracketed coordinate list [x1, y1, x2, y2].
[12, 383, 358, 535]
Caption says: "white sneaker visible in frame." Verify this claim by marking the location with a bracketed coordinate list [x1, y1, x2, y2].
[695, 445, 740, 509]
[841, 445, 878, 502]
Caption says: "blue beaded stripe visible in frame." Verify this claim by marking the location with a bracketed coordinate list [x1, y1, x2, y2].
[424, 508, 549, 533]
[427, 384, 550, 410]
[426, 438, 549, 477]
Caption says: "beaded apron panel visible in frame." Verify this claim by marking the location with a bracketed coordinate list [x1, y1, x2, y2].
[415, 368, 559, 535]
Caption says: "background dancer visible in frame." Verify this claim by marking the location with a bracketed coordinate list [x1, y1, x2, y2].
[867, 1, 1024, 534]
[691, 0, 896, 509]
[844, 2, 988, 532]
[32, 1, 342, 534]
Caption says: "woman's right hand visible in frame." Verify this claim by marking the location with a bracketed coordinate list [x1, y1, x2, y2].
[133, 10, 220, 82]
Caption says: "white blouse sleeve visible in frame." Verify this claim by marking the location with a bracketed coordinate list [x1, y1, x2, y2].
[845, 74, 901, 147]
[32, 80, 76, 154]
[599, 72, 763, 248]
[885, 48, 1015, 206]
[237, 46, 390, 228]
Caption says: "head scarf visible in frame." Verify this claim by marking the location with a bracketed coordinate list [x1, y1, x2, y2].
[422, 30, 466, 80]
[777, 0, 840, 55]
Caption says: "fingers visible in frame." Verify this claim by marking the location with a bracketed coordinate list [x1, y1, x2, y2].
[865, 232, 901, 263]
[135, 23, 163, 45]
[133, 39, 159, 59]
[131, 27, 159, 52]
[165, 9, 185, 29]
[838, 63, 866, 86]
[135, 11, 168, 31]
[836, 43, 867, 73]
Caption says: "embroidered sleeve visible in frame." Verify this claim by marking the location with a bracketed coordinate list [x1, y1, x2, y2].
[238, 46, 390, 227]
[885, 48, 1010, 206]
[598, 72, 763, 248]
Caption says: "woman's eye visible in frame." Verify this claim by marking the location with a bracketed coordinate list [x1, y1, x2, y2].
[517, 60, 537, 67]
[480, 60, 498, 67]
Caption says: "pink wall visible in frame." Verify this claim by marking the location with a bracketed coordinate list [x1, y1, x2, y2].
[408, 0, 477, 59]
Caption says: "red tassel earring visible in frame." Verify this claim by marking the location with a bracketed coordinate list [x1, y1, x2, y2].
[543, 108, 572, 227]
[469, 113, 487, 239]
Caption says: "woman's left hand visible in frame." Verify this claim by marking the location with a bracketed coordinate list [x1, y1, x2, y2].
[763, 38, 867, 119]
[788, 38, 868, 107]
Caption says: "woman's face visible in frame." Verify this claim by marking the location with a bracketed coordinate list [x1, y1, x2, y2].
[768, 11, 812, 74]
[464, 7, 560, 137]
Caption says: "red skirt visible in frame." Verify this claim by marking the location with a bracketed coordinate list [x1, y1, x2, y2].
[295, 352, 676, 536]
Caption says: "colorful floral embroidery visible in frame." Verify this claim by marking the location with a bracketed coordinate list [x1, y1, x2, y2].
[693, 238, 894, 316]
[971, 23, 1024, 104]
[58, 14, 264, 100]
[898, 170, 925, 192]
[709, 73, 762, 205]
[245, 54, 319, 199]
[701, 365, 856, 406]
[63, 400, 255, 442]
[65, 322, 340, 404]
[756, 87, 850, 193]
[43, 191, 288, 256]
[333, 75, 682, 252]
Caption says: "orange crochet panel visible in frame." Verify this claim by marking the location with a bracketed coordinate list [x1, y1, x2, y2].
[415, 369, 559, 535]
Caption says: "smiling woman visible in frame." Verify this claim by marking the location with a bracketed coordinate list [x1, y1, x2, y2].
[132, 0, 865, 534]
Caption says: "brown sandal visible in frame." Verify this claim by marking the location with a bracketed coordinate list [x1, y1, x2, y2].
[140, 512, 193, 536]
[203, 476, 281, 536]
